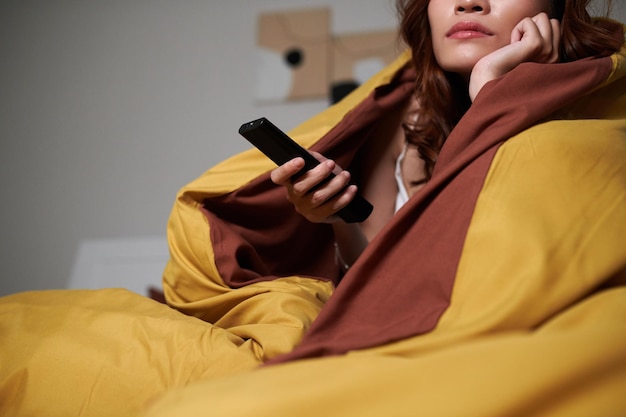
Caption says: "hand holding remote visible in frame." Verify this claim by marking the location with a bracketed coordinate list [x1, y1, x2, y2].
[270, 151, 362, 224]
[239, 117, 373, 223]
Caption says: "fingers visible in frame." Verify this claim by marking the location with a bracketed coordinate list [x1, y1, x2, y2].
[511, 12, 560, 64]
[296, 183, 357, 223]
[289, 163, 354, 223]
[530, 12, 560, 62]
[291, 159, 338, 195]
[311, 151, 344, 175]
[550, 17, 561, 62]
[270, 157, 305, 185]
[270, 156, 356, 223]
[304, 170, 351, 207]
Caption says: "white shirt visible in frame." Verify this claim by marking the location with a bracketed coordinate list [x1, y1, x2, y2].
[394, 144, 410, 213]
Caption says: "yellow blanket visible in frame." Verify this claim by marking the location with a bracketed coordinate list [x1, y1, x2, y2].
[1, 40, 625, 417]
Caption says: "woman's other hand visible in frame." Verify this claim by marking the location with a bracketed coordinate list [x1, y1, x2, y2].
[469, 12, 560, 101]
[270, 152, 358, 223]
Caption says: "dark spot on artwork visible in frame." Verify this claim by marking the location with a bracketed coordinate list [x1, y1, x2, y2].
[284, 48, 304, 68]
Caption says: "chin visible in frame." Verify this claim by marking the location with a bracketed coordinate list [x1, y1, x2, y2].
[435, 45, 498, 75]
[437, 59, 477, 76]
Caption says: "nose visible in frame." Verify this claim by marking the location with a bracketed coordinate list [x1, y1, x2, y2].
[455, 0, 490, 13]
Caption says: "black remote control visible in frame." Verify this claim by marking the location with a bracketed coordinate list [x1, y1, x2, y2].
[238, 117, 373, 223]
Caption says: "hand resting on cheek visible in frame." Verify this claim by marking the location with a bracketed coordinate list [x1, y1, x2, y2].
[469, 12, 561, 101]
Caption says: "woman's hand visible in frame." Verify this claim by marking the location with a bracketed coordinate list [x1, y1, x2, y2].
[270, 152, 358, 223]
[469, 12, 561, 101]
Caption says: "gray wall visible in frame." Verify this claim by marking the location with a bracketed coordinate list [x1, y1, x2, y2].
[1, 1, 624, 296]
[0, 0, 400, 296]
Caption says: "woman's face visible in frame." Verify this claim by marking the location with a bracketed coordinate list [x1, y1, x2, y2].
[428, 0, 553, 75]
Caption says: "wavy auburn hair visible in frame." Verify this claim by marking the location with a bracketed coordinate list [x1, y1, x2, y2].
[396, 0, 623, 181]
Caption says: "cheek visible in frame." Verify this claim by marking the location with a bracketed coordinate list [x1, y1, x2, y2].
[428, 3, 443, 28]
[427, 1, 446, 38]
[429, 19, 446, 51]
[429, 33, 445, 63]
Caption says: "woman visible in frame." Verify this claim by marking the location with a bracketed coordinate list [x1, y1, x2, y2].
[271, 0, 622, 271]
[1, 1, 624, 416]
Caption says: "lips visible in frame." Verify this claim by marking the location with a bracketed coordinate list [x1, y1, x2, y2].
[446, 22, 493, 38]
